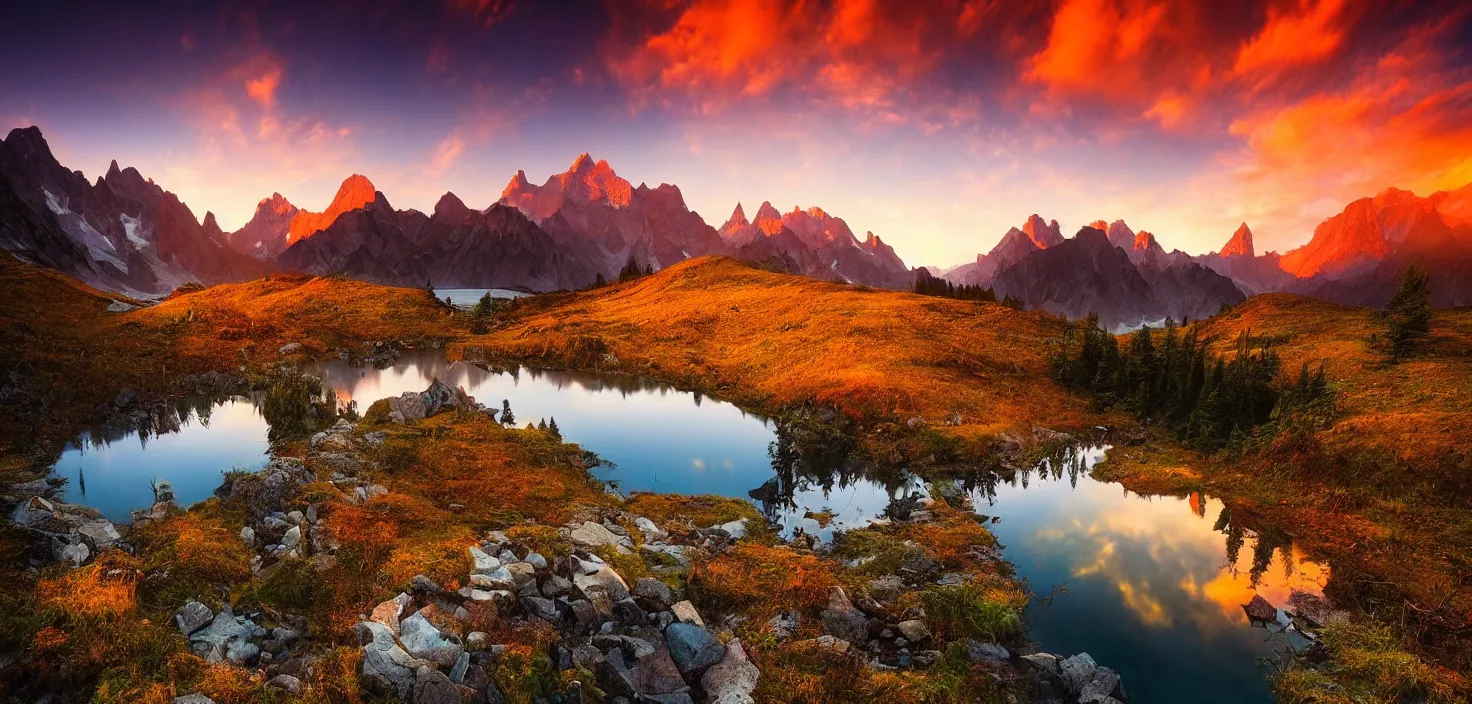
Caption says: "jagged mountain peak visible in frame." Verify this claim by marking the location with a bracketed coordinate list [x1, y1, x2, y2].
[1221, 222, 1254, 258]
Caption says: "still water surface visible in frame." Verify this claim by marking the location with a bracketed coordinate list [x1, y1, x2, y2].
[48, 352, 1323, 703]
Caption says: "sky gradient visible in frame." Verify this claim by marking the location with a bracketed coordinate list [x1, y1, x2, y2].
[5, 0, 1471, 268]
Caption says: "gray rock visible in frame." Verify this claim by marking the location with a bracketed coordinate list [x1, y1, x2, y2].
[172, 695, 216, 704]
[632, 577, 674, 611]
[470, 566, 518, 591]
[107, 300, 136, 313]
[389, 392, 427, 422]
[450, 651, 470, 683]
[1021, 652, 1059, 674]
[633, 647, 689, 696]
[504, 561, 536, 587]
[398, 610, 464, 668]
[713, 519, 748, 539]
[114, 387, 138, 408]
[665, 623, 725, 676]
[1079, 666, 1123, 704]
[239, 526, 256, 546]
[356, 620, 427, 700]
[523, 550, 549, 570]
[574, 563, 630, 614]
[542, 574, 574, 598]
[466, 631, 491, 650]
[702, 638, 759, 704]
[266, 674, 302, 694]
[568, 521, 629, 549]
[174, 601, 214, 636]
[867, 575, 905, 602]
[521, 596, 562, 625]
[598, 651, 638, 699]
[896, 619, 931, 645]
[670, 600, 704, 627]
[278, 342, 303, 355]
[967, 640, 1010, 663]
[59, 542, 90, 566]
[635, 516, 666, 539]
[188, 608, 263, 665]
[820, 587, 868, 644]
[76, 519, 121, 548]
[280, 525, 302, 549]
[469, 545, 502, 573]
[413, 665, 462, 704]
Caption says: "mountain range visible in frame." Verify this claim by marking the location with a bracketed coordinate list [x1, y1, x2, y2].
[2, 125, 1469, 330]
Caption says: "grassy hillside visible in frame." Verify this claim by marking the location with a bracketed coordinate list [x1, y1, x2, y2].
[468, 256, 1100, 443]
[0, 258, 455, 463]
[1197, 293, 1471, 474]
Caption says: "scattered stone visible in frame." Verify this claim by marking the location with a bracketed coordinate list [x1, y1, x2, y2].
[172, 695, 216, 704]
[635, 517, 666, 539]
[1021, 652, 1059, 674]
[821, 587, 868, 644]
[568, 521, 629, 549]
[633, 577, 674, 611]
[966, 640, 1010, 663]
[1288, 590, 1345, 628]
[867, 575, 905, 602]
[670, 600, 704, 627]
[174, 601, 214, 636]
[702, 638, 760, 704]
[399, 610, 464, 668]
[239, 526, 256, 546]
[795, 635, 850, 653]
[266, 674, 303, 694]
[523, 550, 548, 570]
[278, 342, 303, 355]
[633, 647, 689, 696]
[412, 665, 461, 704]
[59, 542, 89, 566]
[107, 300, 136, 313]
[665, 622, 725, 676]
[356, 620, 427, 700]
[896, 620, 932, 645]
[714, 519, 749, 540]
[371, 593, 413, 634]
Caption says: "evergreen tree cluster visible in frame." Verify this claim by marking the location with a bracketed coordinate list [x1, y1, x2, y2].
[912, 275, 997, 302]
[619, 255, 655, 282]
[1381, 265, 1432, 362]
[1049, 314, 1320, 451]
[470, 292, 495, 335]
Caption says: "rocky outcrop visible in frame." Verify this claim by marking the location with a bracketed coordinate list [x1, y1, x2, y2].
[227, 192, 299, 260]
[9, 495, 123, 566]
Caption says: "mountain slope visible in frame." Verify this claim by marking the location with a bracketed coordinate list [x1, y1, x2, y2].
[719, 202, 912, 287]
[0, 126, 265, 296]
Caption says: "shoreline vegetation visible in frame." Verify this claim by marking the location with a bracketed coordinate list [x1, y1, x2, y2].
[0, 255, 1467, 702]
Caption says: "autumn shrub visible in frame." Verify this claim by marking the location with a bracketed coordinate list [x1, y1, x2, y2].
[1274, 622, 1468, 703]
[919, 582, 1025, 644]
[690, 543, 837, 620]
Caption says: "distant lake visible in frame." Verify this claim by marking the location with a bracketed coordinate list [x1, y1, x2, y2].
[437, 288, 532, 309]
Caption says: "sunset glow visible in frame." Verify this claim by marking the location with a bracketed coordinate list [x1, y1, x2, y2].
[4, 0, 1469, 268]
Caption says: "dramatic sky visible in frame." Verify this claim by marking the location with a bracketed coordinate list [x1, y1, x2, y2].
[4, 0, 1471, 267]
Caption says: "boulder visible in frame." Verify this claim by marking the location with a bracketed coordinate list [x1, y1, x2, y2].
[966, 640, 1010, 663]
[389, 392, 427, 422]
[188, 607, 264, 665]
[701, 638, 759, 704]
[470, 567, 518, 591]
[421, 378, 473, 417]
[567, 521, 629, 549]
[76, 519, 121, 549]
[398, 610, 464, 668]
[266, 674, 303, 694]
[356, 620, 426, 700]
[172, 695, 216, 704]
[174, 601, 214, 636]
[632, 647, 689, 696]
[1287, 589, 1345, 628]
[573, 564, 630, 614]
[371, 593, 413, 634]
[670, 600, 704, 627]
[59, 542, 90, 566]
[632, 577, 674, 611]
[278, 342, 303, 355]
[665, 623, 724, 676]
[635, 517, 667, 539]
[413, 665, 462, 704]
[896, 619, 932, 645]
[222, 457, 312, 522]
[820, 587, 868, 644]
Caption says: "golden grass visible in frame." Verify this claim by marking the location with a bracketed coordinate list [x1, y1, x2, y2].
[1197, 293, 1472, 469]
[467, 256, 1098, 441]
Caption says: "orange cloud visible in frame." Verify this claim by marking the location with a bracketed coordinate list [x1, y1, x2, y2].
[1225, 19, 1472, 238]
[429, 132, 467, 174]
[1231, 0, 1350, 85]
[1025, 0, 1171, 99]
[244, 65, 282, 108]
[603, 0, 986, 124]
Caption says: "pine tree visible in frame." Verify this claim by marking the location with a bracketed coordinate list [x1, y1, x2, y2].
[593, 273, 607, 288]
[1383, 265, 1431, 362]
[548, 417, 561, 439]
[537, 418, 547, 431]
[500, 399, 515, 425]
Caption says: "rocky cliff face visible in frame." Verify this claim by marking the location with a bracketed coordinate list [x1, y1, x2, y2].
[717, 201, 912, 288]
[0, 126, 266, 296]
[227, 193, 299, 260]
[989, 226, 1245, 331]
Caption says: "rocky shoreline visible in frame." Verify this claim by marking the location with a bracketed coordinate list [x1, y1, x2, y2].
[2, 378, 1135, 704]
